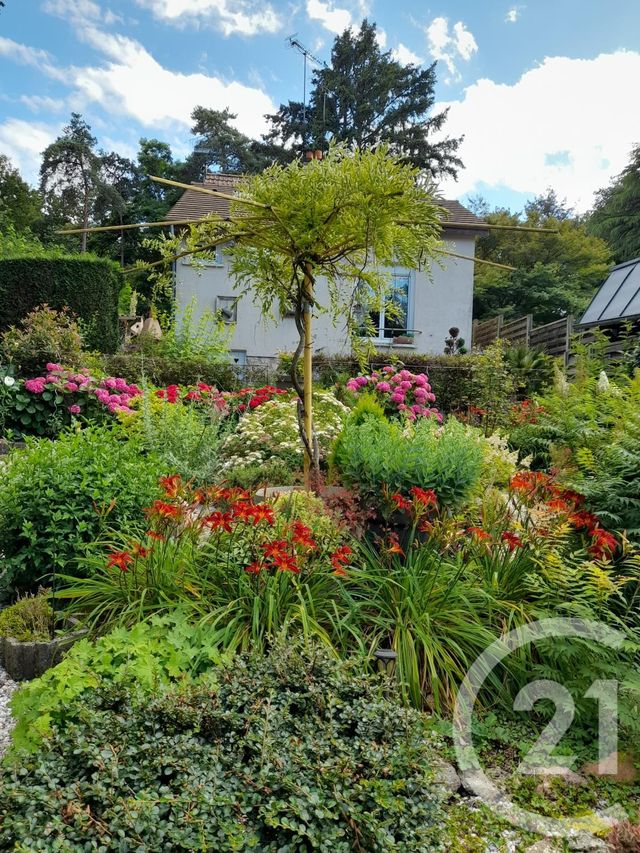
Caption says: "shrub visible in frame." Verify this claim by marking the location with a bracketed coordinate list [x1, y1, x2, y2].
[1, 305, 85, 376]
[220, 390, 349, 475]
[345, 366, 441, 421]
[0, 594, 53, 642]
[0, 426, 164, 595]
[100, 352, 243, 390]
[1, 642, 446, 851]
[156, 299, 232, 364]
[0, 255, 120, 352]
[336, 416, 484, 510]
[0, 364, 142, 438]
[508, 367, 640, 537]
[127, 389, 231, 484]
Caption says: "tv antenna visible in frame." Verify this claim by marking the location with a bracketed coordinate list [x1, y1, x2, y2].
[287, 35, 327, 127]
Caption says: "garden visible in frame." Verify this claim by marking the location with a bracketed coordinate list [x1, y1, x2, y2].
[0, 150, 639, 852]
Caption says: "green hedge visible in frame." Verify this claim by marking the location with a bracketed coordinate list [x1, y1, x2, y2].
[0, 256, 121, 352]
[99, 353, 244, 390]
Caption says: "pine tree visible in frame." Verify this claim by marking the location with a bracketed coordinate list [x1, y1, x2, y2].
[265, 20, 463, 179]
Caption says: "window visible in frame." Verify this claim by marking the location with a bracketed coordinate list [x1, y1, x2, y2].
[216, 296, 238, 323]
[368, 273, 412, 339]
[180, 244, 224, 267]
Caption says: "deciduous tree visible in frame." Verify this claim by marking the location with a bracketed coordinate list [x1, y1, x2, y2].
[588, 145, 640, 263]
[473, 198, 612, 324]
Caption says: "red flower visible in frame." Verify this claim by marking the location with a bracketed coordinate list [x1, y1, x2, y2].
[570, 510, 600, 536]
[468, 526, 492, 542]
[231, 501, 257, 522]
[588, 529, 618, 561]
[185, 391, 201, 401]
[410, 487, 438, 508]
[204, 511, 233, 533]
[331, 545, 352, 576]
[146, 530, 165, 542]
[262, 540, 289, 560]
[165, 384, 180, 404]
[386, 534, 405, 556]
[131, 542, 150, 559]
[547, 498, 571, 514]
[276, 554, 300, 574]
[160, 474, 182, 499]
[510, 471, 550, 493]
[251, 503, 276, 525]
[245, 562, 264, 574]
[501, 531, 524, 552]
[107, 550, 133, 572]
[292, 521, 317, 549]
[146, 500, 182, 520]
[391, 493, 411, 512]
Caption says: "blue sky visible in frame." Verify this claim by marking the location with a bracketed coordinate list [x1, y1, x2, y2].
[1, 0, 640, 212]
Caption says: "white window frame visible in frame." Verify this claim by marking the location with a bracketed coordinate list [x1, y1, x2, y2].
[370, 270, 414, 342]
[180, 244, 225, 267]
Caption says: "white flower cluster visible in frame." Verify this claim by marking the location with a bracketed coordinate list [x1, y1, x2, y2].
[220, 390, 349, 473]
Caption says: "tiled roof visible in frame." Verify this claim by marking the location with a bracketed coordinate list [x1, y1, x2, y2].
[166, 172, 485, 232]
[580, 258, 640, 326]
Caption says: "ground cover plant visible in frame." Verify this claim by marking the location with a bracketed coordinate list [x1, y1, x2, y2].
[1, 640, 447, 852]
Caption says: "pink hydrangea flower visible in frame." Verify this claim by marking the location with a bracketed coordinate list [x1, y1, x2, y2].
[382, 366, 395, 374]
[375, 381, 391, 393]
[68, 404, 81, 415]
[414, 374, 428, 387]
[46, 363, 62, 372]
[64, 381, 79, 392]
[355, 376, 369, 387]
[25, 378, 46, 393]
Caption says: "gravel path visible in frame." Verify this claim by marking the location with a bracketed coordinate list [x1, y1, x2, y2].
[0, 665, 17, 758]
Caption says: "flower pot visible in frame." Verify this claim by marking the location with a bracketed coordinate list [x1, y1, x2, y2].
[0, 629, 87, 681]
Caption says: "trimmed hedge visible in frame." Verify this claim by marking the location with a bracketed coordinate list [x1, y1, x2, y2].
[0, 256, 121, 352]
[99, 353, 244, 390]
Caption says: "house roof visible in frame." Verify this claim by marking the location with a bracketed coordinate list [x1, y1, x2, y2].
[579, 257, 640, 327]
[165, 172, 485, 233]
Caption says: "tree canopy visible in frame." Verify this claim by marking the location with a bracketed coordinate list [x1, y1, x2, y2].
[588, 145, 640, 264]
[472, 192, 612, 324]
[0, 154, 41, 233]
[265, 20, 463, 178]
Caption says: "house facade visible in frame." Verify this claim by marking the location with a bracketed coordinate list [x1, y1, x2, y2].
[167, 173, 484, 363]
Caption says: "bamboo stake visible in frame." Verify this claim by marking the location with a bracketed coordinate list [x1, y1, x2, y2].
[149, 175, 271, 209]
[303, 263, 314, 489]
[56, 218, 205, 235]
[443, 222, 559, 234]
[440, 250, 515, 271]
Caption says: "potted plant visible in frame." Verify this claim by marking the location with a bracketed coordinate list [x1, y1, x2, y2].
[0, 594, 86, 681]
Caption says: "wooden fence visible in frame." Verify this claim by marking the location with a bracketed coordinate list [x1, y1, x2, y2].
[472, 314, 574, 363]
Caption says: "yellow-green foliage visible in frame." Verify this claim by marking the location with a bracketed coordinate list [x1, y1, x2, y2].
[272, 490, 345, 551]
[0, 595, 53, 642]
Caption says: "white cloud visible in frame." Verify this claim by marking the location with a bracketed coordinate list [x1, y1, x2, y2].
[436, 51, 640, 212]
[306, 0, 352, 34]
[392, 43, 422, 66]
[376, 27, 387, 49]
[426, 16, 477, 82]
[134, 0, 282, 36]
[66, 26, 276, 137]
[20, 94, 67, 112]
[0, 36, 55, 71]
[0, 118, 61, 184]
[506, 8, 518, 23]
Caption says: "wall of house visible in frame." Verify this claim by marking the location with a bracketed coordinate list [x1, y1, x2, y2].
[175, 233, 476, 360]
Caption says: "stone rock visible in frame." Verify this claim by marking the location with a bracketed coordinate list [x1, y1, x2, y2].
[525, 841, 563, 853]
[533, 766, 588, 797]
[460, 769, 504, 803]
[581, 752, 637, 785]
[254, 486, 303, 501]
[432, 760, 460, 795]
[566, 832, 607, 851]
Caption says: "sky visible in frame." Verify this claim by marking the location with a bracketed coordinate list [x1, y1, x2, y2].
[1, 0, 640, 213]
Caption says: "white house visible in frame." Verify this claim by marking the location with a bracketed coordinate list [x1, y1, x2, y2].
[166, 173, 484, 364]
